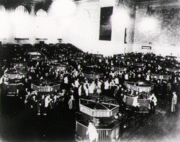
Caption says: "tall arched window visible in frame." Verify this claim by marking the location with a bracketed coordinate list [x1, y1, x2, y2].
[14, 5, 32, 39]
[36, 9, 47, 17]
[0, 5, 9, 39]
[15, 5, 29, 14]
[0, 5, 5, 12]
[36, 9, 58, 43]
[36, 9, 48, 39]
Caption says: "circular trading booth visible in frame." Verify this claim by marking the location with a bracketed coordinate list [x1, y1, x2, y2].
[176, 57, 180, 62]
[83, 65, 104, 80]
[175, 62, 180, 68]
[123, 81, 154, 113]
[2, 69, 27, 96]
[166, 55, 177, 60]
[47, 62, 72, 80]
[112, 66, 128, 73]
[145, 59, 156, 64]
[132, 62, 145, 71]
[30, 79, 62, 115]
[27, 51, 42, 60]
[31, 79, 61, 92]
[156, 55, 165, 62]
[48, 63, 66, 71]
[151, 73, 172, 82]
[155, 56, 165, 67]
[165, 67, 180, 81]
[75, 95, 120, 142]
[11, 62, 28, 69]
[48, 62, 72, 72]
[166, 67, 180, 74]
[26, 48, 44, 61]
[133, 62, 144, 68]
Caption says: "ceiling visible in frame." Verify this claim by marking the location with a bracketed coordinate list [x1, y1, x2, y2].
[0, 0, 172, 11]
[0, 0, 53, 11]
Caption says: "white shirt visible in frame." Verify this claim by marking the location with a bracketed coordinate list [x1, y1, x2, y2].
[86, 123, 98, 141]
[74, 80, 80, 88]
[54, 95, 57, 103]
[74, 70, 78, 77]
[78, 64, 81, 70]
[31, 91, 38, 95]
[83, 82, 89, 90]
[78, 85, 82, 96]
[132, 96, 139, 107]
[0, 76, 4, 84]
[110, 81, 115, 88]
[158, 65, 162, 70]
[64, 76, 68, 84]
[125, 73, 129, 80]
[110, 71, 115, 78]
[172, 93, 177, 105]
[83, 82, 89, 96]
[45, 96, 51, 108]
[68, 95, 74, 109]
[148, 94, 157, 106]
[97, 81, 102, 88]
[4, 68, 8, 73]
[146, 74, 150, 81]
[89, 82, 95, 94]
[114, 78, 119, 85]
[104, 81, 110, 90]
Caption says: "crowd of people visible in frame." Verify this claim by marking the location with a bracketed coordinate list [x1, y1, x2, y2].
[0, 43, 180, 117]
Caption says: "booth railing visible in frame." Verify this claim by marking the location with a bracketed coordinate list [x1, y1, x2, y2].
[76, 120, 120, 142]
[83, 73, 103, 80]
[3, 82, 23, 96]
[31, 83, 60, 92]
[151, 73, 172, 81]
[123, 95, 150, 111]
[124, 82, 153, 92]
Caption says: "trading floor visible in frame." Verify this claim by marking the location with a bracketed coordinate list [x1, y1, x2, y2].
[0, 43, 180, 142]
[0, 94, 76, 142]
[1, 90, 180, 142]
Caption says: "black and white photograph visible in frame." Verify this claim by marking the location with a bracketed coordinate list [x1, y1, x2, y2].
[1, 0, 180, 142]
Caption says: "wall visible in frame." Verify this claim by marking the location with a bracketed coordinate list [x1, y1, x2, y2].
[133, 1, 180, 56]
[0, 0, 135, 56]
[3, 0, 180, 57]
[0, 1, 74, 45]
[63, 0, 135, 56]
